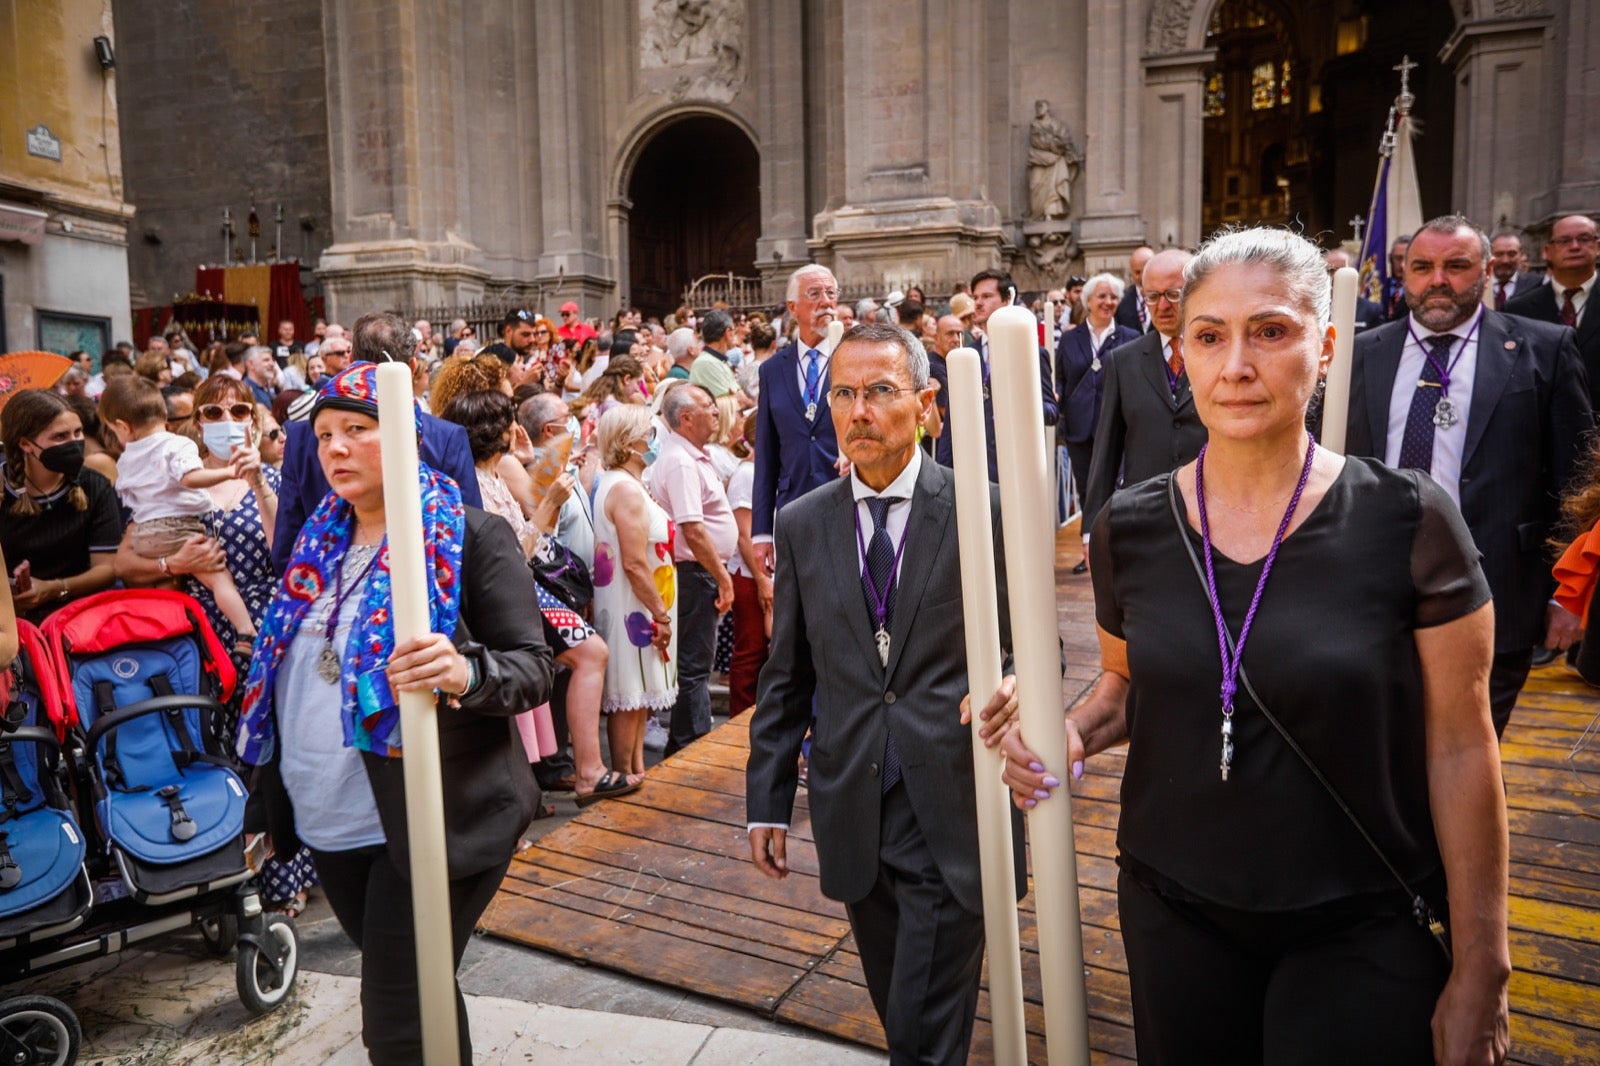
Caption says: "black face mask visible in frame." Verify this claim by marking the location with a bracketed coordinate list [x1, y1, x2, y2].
[33, 440, 85, 480]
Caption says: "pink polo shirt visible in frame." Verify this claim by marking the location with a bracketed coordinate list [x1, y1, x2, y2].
[651, 429, 739, 564]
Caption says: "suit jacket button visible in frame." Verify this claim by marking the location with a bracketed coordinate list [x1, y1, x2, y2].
[884, 691, 897, 704]
[870, 762, 880, 776]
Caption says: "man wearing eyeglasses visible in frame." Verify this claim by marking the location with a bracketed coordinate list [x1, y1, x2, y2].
[747, 321, 1024, 1065]
[1081, 248, 1207, 543]
[751, 264, 846, 583]
[1506, 214, 1600, 412]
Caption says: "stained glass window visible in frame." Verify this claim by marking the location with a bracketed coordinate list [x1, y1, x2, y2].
[1280, 60, 1292, 106]
[1204, 73, 1226, 118]
[1251, 62, 1275, 111]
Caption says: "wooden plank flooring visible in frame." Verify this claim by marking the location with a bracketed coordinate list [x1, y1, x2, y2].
[481, 530, 1600, 1064]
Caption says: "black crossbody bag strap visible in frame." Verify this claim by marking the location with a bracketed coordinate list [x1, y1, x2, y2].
[1165, 477, 1451, 961]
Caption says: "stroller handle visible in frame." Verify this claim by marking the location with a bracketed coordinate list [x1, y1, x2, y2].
[0, 724, 66, 754]
[83, 695, 228, 751]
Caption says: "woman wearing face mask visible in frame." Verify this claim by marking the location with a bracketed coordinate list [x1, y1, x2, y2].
[590, 404, 677, 781]
[0, 389, 120, 622]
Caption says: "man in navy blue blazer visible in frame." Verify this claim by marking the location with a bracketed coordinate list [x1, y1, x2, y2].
[934, 269, 1059, 482]
[271, 310, 481, 575]
[751, 264, 845, 580]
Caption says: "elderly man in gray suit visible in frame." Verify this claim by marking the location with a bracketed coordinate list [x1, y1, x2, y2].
[746, 321, 1025, 1066]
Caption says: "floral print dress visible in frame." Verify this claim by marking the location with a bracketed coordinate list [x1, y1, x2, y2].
[590, 468, 678, 714]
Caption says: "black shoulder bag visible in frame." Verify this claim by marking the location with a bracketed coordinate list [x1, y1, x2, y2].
[1165, 477, 1452, 962]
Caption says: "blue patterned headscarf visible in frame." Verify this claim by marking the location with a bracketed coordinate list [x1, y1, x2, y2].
[236, 364, 465, 763]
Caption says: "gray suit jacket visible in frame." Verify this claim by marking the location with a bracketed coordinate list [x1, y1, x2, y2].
[1081, 330, 1208, 533]
[1345, 310, 1592, 651]
[745, 458, 1025, 916]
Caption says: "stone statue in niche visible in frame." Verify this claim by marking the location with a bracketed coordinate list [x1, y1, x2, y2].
[642, 0, 745, 97]
[1024, 229, 1078, 282]
[1027, 100, 1079, 221]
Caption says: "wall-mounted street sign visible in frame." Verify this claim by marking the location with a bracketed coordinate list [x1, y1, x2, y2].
[26, 125, 62, 162]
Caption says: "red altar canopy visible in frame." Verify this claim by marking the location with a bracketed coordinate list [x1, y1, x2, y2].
[194, 261, 310, 343]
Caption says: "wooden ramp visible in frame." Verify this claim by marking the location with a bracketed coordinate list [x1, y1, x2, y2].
[482, 534, 1600, 1064]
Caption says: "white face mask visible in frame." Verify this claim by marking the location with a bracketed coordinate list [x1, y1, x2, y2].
[201, 420, 250, 459]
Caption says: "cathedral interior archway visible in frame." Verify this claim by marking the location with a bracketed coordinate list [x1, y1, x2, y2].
[625, 114, 760, 319]
[1199, 0, 1457, 243]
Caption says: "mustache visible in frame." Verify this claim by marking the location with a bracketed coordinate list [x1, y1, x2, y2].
[846, 429, 885, 443]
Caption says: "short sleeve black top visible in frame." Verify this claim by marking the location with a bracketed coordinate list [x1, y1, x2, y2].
[0, 470, 123, 617]
[1088, 457, 1489, 910]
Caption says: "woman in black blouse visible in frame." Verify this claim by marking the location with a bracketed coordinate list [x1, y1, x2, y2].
[993, 228, 1510, 1064]
[0, 389, 120, 622]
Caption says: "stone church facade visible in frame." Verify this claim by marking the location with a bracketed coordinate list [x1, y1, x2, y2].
[114, 0, 1598, 323]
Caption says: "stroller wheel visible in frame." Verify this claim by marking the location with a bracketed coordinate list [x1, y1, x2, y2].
[235, 913, 298, 1016]
[0, 994, 81, 1066]
[198, 912, 240, 957]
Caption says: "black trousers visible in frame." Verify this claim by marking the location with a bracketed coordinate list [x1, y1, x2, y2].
[665, 561, 718, 755]
[1118, 869, 1448, 1065]
[1064, 438, 1093, 512]
[845, 782, 986, 1066]
[311, 845, 510, 1066]
[1488, 647, 1532, 738]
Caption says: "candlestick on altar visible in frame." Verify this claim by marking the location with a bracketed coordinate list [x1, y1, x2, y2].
[1321, 266, 1358, 454]
[988, 305, 1090, 1066]
[221, 207, 233, 264]
[375, 364, 461, 1064]
[948, 347, 1028, 1066]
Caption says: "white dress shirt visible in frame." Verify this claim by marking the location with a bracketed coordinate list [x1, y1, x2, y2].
[1383, 309, 1483, 508]
[1553, 273, 1594, 328]
[794, 331, 837, 400]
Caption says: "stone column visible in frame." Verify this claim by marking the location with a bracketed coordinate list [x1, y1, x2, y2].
[1141, 49, 1213, 251]
[752, 0, 809, 295]
[1442, 7, 1558, 231]
[1077, 0, 1149, 274]
[315, 0, 488, 321]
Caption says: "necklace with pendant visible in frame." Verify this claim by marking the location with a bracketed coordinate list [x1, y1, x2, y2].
[854, 500, 910, 668]
[1407, 318, 1480, 431]
[317, 543, 381, 684]
[1194, 434, 1316, 781]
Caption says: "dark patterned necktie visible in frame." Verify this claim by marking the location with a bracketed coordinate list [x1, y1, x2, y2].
[1561, 289, 1579, 329]
[1397, 335, 1457, 473]
[862, 496, 901, 792]
[1495, 283, 1506, 311]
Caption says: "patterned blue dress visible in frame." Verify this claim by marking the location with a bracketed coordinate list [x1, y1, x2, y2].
[185, 466, 318, 904]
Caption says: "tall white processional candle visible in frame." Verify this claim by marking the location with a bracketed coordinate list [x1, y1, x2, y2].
[987, 305, 1090, 1066]
[375, 363, 461, 1064]
[948, 347, 1028, 1066]
[1321, 266, 1359, 455]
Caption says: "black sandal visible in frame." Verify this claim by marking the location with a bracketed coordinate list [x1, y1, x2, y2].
[574, 770, 642, 808]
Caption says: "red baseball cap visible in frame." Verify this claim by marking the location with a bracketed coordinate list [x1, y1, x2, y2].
[560, 300, 580, 314]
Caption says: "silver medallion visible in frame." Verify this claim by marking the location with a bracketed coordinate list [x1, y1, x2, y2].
[875, 625, 891, 667]
[1432, 398, 1458, 429]
[1219, 712, 1234, 782]
[1090, 357, 1101, 373]
[317, 641, 342, 684]
[805, 402, 817, 422]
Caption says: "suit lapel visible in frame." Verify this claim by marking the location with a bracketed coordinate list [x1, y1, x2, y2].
[827, 483, 880, 664]
[774, 342, 806, 422]
[883, 460, 951, 682]
[1137, 334, 1177, 412]
[1363, 323, 1406, 451]
[1463, 311, 1516, 470]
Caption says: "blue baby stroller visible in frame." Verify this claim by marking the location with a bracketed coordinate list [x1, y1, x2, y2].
[0, 590, 298, 1064]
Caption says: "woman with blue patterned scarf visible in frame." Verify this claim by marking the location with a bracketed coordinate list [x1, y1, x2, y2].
[237, 364, 554, 1065]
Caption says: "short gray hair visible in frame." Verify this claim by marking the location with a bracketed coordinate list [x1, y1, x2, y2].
[1411, 214, 1490, 266]
[666, 327, 697, 361]
[835, 322, 929, 389]
[661, 383, 710, 429]
[854, 298, 880, 322]
[1081, 272, 1125, 303]
[1184, 226, 1331, 328]
[518, 392, 567, 439]
[786, 264, 836, 303]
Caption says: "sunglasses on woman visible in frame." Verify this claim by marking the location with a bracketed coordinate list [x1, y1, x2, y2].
[198, 403, 256, 421]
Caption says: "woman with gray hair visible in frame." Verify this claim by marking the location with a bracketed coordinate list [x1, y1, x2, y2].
[1055, 271, 1141, 568]
[992, 226, 1510, 1063]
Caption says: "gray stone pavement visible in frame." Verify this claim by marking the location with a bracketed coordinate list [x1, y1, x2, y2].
[19, 690, 885, 1064]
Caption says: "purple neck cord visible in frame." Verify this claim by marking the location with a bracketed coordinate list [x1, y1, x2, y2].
[1195, 433, 1317, 718]
[1405, 316, 1481, 395]
[854, 500, 910, 627]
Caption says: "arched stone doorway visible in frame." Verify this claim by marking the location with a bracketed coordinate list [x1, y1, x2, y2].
[624, 114, 760, 319]
[1197, 0, 1458, 242]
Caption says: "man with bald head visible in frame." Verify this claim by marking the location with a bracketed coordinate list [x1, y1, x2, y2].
[751, 263, 844, 579]
[1506, 214, 1600, 412]
[1115, 245, 1156, 332]
[1082, 247, 1207, 536]
[1325, 248, 1383, 331]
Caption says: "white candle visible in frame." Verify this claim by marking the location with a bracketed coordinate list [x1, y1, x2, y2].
[376, 363, 461, 1064]
[948, 347, 1028, 1066]
[1322, 266, 1358, 455]
[826, 318, 844, 352]
[1042, 300, 1057, 353]
[987, 305, 1090, 1066]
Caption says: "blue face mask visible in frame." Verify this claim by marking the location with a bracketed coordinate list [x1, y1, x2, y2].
[642, 436, 661, 466]
[201, 420, 250, 459]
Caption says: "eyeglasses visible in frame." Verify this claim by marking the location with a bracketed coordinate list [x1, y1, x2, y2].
[535, 328, 551, 336]
[265, 428, 282, 442]
[828, 383, 920, 409]
[1550, 234, 1598, 248]
[803, 287, 840, 302]
[198, 403, 255, 421]
[322, 347, 351, 358]
[1144, 288, 1184, 306]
